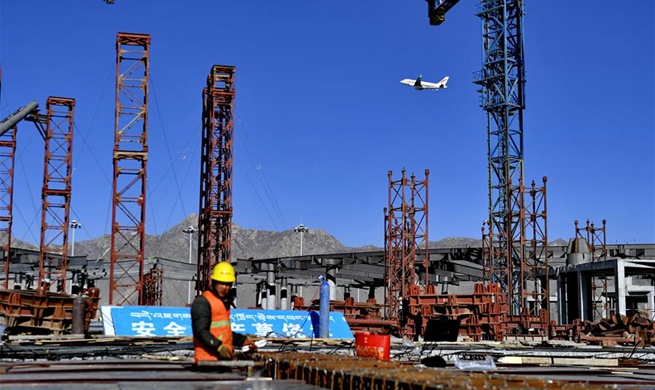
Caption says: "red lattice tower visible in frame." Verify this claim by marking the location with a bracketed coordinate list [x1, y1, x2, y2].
[36, 97, 75, 294]
[109, 32, 150, 305]
[197, 65, 235, 294]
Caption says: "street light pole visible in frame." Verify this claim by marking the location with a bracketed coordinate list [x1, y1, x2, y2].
[293, 223, 309, 256]
[70, 220, 82, 256]
[182, 225, 198, 304]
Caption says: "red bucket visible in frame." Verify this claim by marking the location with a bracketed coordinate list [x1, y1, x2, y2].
[354, 332, 390, 361]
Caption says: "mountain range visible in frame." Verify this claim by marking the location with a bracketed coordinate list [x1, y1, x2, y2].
[12, 214, 568, 262]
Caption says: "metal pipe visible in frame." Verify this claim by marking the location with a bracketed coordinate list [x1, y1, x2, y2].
[0, 101, 38, 135]
[72, 296, 86, 335]
[319, 278, 330, 338]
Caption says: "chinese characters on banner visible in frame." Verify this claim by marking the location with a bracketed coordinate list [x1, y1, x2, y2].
[101, 307, 353, 339]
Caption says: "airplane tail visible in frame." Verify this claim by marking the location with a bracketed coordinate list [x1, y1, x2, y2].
[439, 76, 450, 88]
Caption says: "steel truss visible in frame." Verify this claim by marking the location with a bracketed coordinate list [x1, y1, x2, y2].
[197, 65, 235, 294]
[110, 32, 150, 305]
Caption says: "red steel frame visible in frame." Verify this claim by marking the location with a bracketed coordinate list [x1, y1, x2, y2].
[37, 97, 75, 294]
[384, 169, 429, 335]
[0, 125, 16, 289]
[197, 65, 235, 294]
[110, 32, 150, 305]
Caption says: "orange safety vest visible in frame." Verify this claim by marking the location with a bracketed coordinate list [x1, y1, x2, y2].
[194, 290, 233, 362]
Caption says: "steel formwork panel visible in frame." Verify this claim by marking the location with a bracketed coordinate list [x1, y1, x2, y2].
[110, 32, 150, 305]
[37, 97, 75, 294]
[197, 65, 235, 294]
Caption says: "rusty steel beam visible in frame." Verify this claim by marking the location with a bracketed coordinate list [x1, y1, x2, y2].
[197, 65, 235, 294]
[110, 32, 150, 305]
[37, 97, 75, 294]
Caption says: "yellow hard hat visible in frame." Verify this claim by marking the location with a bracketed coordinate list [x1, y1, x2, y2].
[211, 262, 236, 283]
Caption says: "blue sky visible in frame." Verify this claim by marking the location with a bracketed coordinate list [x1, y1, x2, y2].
[0, 1, 653, 248]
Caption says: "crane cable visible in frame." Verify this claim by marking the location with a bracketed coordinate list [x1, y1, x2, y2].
[234, 112, 288, 230]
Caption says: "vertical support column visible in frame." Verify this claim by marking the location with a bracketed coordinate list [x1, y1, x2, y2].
[473, 0, 526, 314]
[266, 263, 276, 310]
[110, 32, 150, 305]
[557, 273, 567, 324]
[0, 124, 16, 289]
[198, 65, 235, 294]
[615, 259, 627, 316]
[37, 97, 75, 294]
[327, 267, 337, 300]
[577, 271, 591, 321]
[280, 277, 288, 310]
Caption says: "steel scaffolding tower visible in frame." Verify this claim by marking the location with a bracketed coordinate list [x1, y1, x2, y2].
[197, 65, 235, 294]
[142, 261, 163, 306]
[0, 68, 15, 289]
[110, 32, 150, 305]
[36, 97, 75, 294]
[519, 177, 549, 321]
[384, 169, 429, 334]
[473, 0, 526, 314]
[0, 124, 16, 289]
[576, 219, 609, 320]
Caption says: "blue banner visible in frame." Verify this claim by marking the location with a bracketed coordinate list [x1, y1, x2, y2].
[102, 306, 353, 339]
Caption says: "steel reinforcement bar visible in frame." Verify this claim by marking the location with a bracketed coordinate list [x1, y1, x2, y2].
[257, 352, 620, 390]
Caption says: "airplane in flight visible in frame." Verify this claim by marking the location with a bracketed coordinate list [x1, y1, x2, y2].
[400, 75, 449, 91]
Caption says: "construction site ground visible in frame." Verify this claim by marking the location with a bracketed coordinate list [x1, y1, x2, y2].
[2, 336, 655, 389]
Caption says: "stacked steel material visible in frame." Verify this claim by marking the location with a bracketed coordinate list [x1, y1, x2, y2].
[576, 313, 655, 347]
[407, 283, 508, 341]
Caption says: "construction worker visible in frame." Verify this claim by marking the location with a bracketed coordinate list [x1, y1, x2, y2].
[191, 261, 257, 363]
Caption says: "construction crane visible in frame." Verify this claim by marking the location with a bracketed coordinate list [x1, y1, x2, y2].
[425, 0, 549, 331]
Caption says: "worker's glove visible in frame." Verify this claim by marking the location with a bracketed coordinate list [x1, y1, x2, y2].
[241, 339, 258, 353]
[217, 344, 234, 360]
